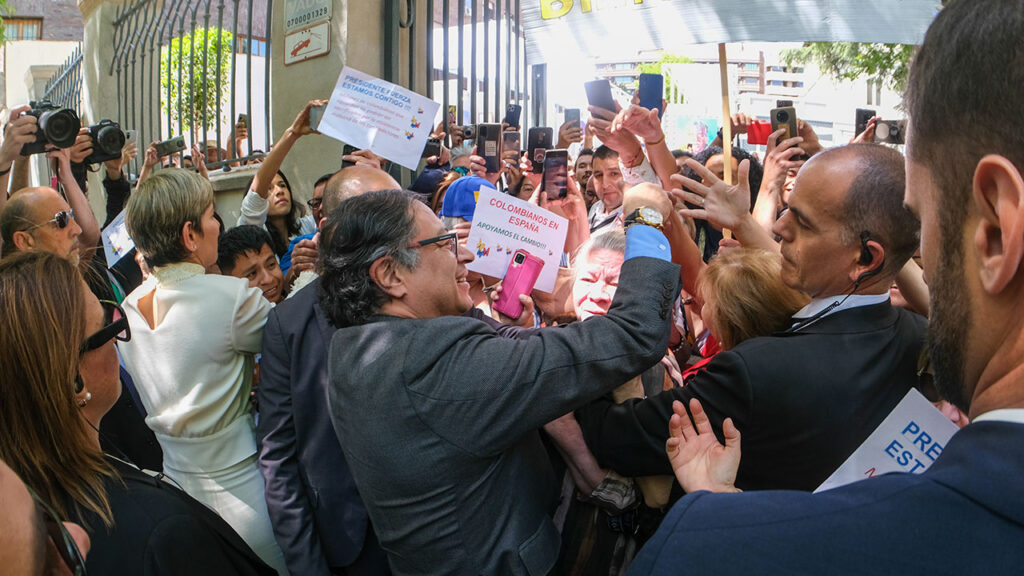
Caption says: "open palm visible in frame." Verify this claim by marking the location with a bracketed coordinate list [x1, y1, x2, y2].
[665, 398, 741, 493]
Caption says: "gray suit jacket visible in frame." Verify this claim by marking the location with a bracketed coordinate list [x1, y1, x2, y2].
[327, 256, 680, 576]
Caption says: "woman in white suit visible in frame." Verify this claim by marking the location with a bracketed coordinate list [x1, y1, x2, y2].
[121, 168, 287, 575]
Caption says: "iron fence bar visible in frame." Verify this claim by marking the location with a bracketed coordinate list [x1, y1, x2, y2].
[505, 0, 511, 114]
[470, 0, 477, 123]
[128, 3, 145, 164]
[458, 0, 464, 127]
[426, 0, 434, 100]
[442, 0, 449, 138]
[189, 2, 200, 163]
[483, 0, 489, 122]
[404, 0, 415, 93]
[177, 5, 187, 148]
[215, 0, 225, 166]
[202, 0, 213, 166]
[264, 0, 272, 153]
[495, 0, 500, 123]
[515, 0, 520, 112]
[246, 0, 253, 156]
[230, 0, 240, 163]
[140, 0, 159, 163]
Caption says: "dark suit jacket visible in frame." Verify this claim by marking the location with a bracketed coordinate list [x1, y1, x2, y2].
[628, 421, 1024, 574]
[328, 257, 681, 576]
[76, 458, 275, 575]
[578, 302, 927, 491]
[257, 278, 371, 575]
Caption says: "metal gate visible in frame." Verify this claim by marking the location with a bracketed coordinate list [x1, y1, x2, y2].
[383, 0, 534, 141]
[110, 0, 272, 175]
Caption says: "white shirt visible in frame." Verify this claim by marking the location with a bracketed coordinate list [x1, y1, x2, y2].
[120, 262, 274, 470]
[790, 293, 891, 330]
[973, 409, 1024, 425]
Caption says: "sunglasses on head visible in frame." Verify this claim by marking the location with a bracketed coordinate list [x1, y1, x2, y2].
[81, 300, 131, 354]
[25, 209, 75, 232]
[26, 485, 87, 575]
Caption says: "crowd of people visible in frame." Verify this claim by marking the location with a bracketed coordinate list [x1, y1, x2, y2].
[1, 0, 1022, 574]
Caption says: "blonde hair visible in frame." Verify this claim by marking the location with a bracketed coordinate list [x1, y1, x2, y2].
[698, 248, 810, 349]
[0, 252, 116, 528]
[126, 168, 215, 268]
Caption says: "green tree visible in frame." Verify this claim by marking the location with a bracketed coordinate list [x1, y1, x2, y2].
[160, 27, 234, 132]
[781, 42, 916, 93]
[0, 0, 16, 45]
[637, 54, 694, 102]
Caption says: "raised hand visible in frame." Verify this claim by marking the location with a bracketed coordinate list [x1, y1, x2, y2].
[613, 105, 663, 144]
[665, 399, 741, 493]
[761, 129, 806, 197]
[670, 157, 752, 231]
[0, 105, 38, 166]
[556, 120, 583, 149]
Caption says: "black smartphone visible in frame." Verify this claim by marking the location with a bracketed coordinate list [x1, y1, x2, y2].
[477, 123, 503, 173]
[638, 73, 664, 117]
[527, 127, 554, 174]
[584, 79, 617, 113]
[776, 99, 794, 108]
[855, 108, 876, 136]
[543, 149, 569, 199]
[422, 138, 441, 159]
[503, 104, 522, 128]
[874, 120, 907, 145]
[502, 131, 521, 156]
[153, 136, 186, 158]
[564, 108, 581, 128]
[341, 144, 358, 168]
[770, 107, 798, 141]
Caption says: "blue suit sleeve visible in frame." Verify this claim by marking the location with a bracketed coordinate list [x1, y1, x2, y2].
[257, 309, 332, 576]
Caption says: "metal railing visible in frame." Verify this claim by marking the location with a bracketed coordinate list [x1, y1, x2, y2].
[41, 44, 83, 113]
[110, 0, 272, 177]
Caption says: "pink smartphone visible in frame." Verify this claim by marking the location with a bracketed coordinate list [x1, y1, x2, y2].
[493, 249, 545, 319]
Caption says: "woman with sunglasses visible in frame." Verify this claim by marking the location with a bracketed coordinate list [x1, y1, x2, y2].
[120, 168, 287, 574]
[0, 252, 275, 575]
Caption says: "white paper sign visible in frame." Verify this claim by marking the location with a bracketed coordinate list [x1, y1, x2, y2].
[815, 388, 959, 493]
[101, 209, 135, 268]
[465, 187, 568, 293]
[317, 67, 440, 170]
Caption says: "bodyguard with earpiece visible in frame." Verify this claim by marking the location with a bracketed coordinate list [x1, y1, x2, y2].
[578, 143, 927, 493]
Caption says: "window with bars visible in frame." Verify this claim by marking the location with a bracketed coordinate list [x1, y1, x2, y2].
[5, 18, 43, 41]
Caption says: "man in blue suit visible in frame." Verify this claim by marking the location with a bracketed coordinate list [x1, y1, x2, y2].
[629, 1, 1024, 573]
[257, 165, 400, 576]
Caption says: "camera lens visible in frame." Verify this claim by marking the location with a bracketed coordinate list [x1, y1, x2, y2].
[514, 253, 525, 264]
[776, 110, 789, 123]
[97, 125, 126, 154]
[39, 108, 80, 148]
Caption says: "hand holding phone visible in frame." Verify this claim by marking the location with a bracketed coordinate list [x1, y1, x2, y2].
[638, 73, 664, 118]
[527, 127, 553, 174]
[584, 79, 618, 114]
[542, 149, 569, 200]
[770, 107, 798, 141]
[493, 249, 545, 320]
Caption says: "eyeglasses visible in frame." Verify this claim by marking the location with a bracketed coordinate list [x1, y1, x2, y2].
[26, 485, 88, 576]
[307, 197, 323, 210]
[407, 232, 458, 256]
[25, 209, 75, 232]
[81, 300, 131, 354]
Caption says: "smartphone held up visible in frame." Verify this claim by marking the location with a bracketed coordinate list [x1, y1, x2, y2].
[493, 249, 545, 320]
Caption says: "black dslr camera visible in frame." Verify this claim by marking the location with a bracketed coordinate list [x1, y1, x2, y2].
[21, 100, 80, 156]
[83, 119, 126, 165]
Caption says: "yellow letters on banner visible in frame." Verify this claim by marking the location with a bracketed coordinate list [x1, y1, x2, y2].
[541, 0, 649, 20]
[540, 0, 572, 19]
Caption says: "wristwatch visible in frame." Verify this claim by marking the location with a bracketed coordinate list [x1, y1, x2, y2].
[623, 206, 664, 231]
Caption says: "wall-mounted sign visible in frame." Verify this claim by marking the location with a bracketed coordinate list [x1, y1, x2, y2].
[284, 21, 330, 66]
[285, 0, 332, 34]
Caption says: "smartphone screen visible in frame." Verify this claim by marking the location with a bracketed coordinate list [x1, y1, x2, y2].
[309, 105, 325, 130]
[527, 128, 553, 174]
[502, 131, 521, 156]
[565, 108, 580, 128]
[638, 73, 664, 116]
[543, 149, 569, 199]
[584, 79, 617, 113]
